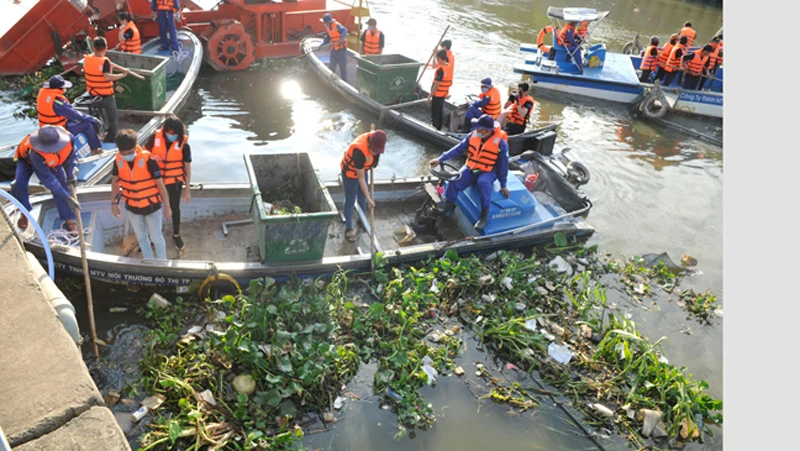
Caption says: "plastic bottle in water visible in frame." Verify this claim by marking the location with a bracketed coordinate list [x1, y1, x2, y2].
[524, 173, 539, 192]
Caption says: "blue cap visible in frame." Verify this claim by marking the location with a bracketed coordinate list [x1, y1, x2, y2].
[480, 77, 492, 87]
[321, 13, 333, 23]
[471, 114, 496, 130]
[43, 75, 72, 89]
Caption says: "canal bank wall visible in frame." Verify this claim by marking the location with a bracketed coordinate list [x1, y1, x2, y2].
[0, 219, 130, 450]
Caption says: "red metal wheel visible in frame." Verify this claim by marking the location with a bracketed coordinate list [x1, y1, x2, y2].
[205, 22, 255, 72]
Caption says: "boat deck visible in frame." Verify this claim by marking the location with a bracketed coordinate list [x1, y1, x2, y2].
[519, 49, 640, 86]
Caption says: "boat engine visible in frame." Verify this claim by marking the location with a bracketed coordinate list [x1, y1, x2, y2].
[412, 197, 441, 237]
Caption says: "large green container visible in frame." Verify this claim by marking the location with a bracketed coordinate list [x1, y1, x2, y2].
[355, 54, 423, 104]
[243, 152, 338, 263]
[104, 50, 168, 111]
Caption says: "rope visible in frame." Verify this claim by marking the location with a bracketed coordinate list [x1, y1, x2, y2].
[47, 227, 92, 247]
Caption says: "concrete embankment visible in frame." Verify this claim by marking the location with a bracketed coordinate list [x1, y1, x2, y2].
[0, 218, 130, 450]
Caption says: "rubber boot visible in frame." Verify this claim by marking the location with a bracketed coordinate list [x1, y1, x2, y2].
[438, 201, 456, 217]
[474, 208, 490, 232]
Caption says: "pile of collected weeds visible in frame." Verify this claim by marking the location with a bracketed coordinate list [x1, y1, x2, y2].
[132, 243, 721, 450]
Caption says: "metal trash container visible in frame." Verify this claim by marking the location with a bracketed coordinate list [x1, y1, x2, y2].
[244, 152, 338, 262]
[104, 50, 168, 111]
[355, 54, 422, 104]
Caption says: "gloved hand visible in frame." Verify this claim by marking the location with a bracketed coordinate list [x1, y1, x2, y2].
[67, 197, 81, 211]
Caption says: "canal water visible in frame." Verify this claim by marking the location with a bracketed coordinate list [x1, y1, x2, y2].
[0, 0, 723, 449]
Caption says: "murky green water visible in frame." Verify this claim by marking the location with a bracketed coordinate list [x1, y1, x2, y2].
[2, 0, 723, 448]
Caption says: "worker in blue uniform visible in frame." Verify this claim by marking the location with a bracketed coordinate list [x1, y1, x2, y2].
[151, 0, 181, 52]
[37, 75, 104, 156]
[319, 13, 349, 80]
[428, 114, 510, 232]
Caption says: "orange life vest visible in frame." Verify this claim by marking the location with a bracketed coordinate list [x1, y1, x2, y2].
[116, 146, 162, 210]
[327, 20, 346, 51]
[507, 94, 534, 126]
[479, 87, 502, 119]
[14, 134, 73, 168]
[685, 52, 708, 76]
[466, 126, 506, 172]
[664, 44, 684, 73]
[363, 28, 381, 55]
[657, 42, 675, 68]
[446, 50, 455, 72]
[433, 62, 453, 98]
[84, 54, 114, 97]
[149, 129, 187, 185]
[537, 25, 554, 54]
[679, 26, 696, 47]
[155, 0, 175, 11]
[576, 21, 589, 38]
[639, 45, 659, 71]
[120, 21, 142, 54]
[36, 88, 68, 127]
[708, 46, 722, 70]
[557, 23, 576, 47]
[340, 132, 377, 179]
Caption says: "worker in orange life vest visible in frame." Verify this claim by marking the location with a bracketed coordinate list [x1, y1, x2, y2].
[681, 45, 713, 91]
[151, 0, 181, 52]
[464, 77, 502, 130]
[111, 129, 171, 260]
[117, 12, 142, 54]
[698, 35, 722, 90]
[84, 37, 129, 143]
[679, 21, 697, 48]
[339, 129, 386, 242]
[37, 75, 104, 155]
[653, 34, 678, 83]
[428, 114, 511, 232]
[426, 50, 452, 131]
[638, 36, 660, 83]
[557, 21, 583, 68]
[145, 115, 192, 251]
[498, 82, 535, 136]
[360, 18, 384, 55]
[11, 126, 81, 232]
[320, 13, 349, 80]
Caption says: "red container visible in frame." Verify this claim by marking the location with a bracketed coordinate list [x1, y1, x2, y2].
[524, 173, 539, 192]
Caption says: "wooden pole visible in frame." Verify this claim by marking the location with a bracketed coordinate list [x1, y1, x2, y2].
[413, 25, 450, 92]
[369, 123, 376, 278]
[109, 62, 146, 80]
[70, 186, 99, 360]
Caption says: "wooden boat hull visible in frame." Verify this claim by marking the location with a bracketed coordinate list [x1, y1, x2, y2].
[301, 38, 561, 156]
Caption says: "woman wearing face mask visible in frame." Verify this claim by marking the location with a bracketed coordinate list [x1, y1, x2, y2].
[360, 18, 384, 55]
[146, 115, 192, 252]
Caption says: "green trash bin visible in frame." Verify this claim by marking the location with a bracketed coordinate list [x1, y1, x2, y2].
[244, 152, 338, 263]
[355, 54, 423, 104]
[103, 50, 168, 111]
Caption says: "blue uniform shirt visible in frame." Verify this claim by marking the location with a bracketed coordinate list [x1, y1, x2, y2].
[52, 98, 95, 124]
[27, 139, 78, 202]
[438, 130, 509, 188]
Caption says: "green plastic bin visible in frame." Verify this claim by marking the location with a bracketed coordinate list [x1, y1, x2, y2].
[104, 50, 168, 111]
[244, 152, 338, 263]
[355, 54, 423, 104]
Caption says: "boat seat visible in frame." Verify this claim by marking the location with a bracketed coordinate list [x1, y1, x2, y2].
[584, 43, 606, 68]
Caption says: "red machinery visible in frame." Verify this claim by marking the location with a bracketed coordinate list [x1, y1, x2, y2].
[1, 0, 360, 76]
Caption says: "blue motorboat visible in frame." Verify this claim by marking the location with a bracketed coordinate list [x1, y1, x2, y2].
[513, 7, 723, 119]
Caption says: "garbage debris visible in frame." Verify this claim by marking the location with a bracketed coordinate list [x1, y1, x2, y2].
[385, 387, 403, 402]
[148, 293, 171, 308]
[501, 277, 514, 290]
[681, 254, 698, 267]
[536, 286, 549, 296]
[478, 275, 495, 286]
[333, 396, 345, 410]
[131, 406, 148, 423]
[591, 403, 614, 418]
[421, 364, 438, 385]
[233, 374, 256, 395]
[547, 342, 573, 365]
[194, 389, 217, 406]
[454, 366, 465, 376]
[103, 391, 120, 406]
[680, 417, 700, 439]
[505, 362, 519, 371]
[109, 307, 128, 313]
[140, 394, 166, 410]
[430, 279, 440, 294]
[428, 332, 441, 343]
[322, 411, 335, 423]
[638, 408, 663, 437]
[579, 324, 593, 339]
[642, 252, 682, 271]
[549, 256, 573, 275]
[394, 225, 416, 246]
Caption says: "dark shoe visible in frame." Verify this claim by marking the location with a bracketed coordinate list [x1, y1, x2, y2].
[173, 235, 184, 250]
[17, 214, 28, 231]
[437, 201, 456, 217]
[474, 208, 490, 232]
[158, 46, 169, 51]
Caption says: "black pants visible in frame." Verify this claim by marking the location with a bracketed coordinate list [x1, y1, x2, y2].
[653, 67, 666, 82]
[98, 95, 118, 143]
[506, 122, 526, 136]
[431, 96, 445, 130]
[166, 182, 183, 235]
[697, 69, 715, 90]
[663, 71, 678, 87]
[683, 74, 699, 91]
[639, 69, 652, 83]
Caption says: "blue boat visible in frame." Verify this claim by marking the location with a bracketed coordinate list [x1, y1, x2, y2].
[512, 7, 723, 119]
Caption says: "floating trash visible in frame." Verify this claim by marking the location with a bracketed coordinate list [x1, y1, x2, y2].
[549, 256, 574, 275]
[591, 403, 614, 418]
[479, 275, 495, 286]
[501, 277, 514, 290]
[547, 342, 573, 365]
[454, 366, 465, 376]
[524, 318, 537, 331]
[333, 396, 345, 410]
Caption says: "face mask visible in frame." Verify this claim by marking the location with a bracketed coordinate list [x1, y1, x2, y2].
[120, 152, 136, 162]
[165, 133, 178, 142]
[481, 87, 489, 93]
[368, 26, 376, 32]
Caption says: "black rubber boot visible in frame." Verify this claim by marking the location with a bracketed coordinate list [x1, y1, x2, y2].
[437, 201, 456, 217]
[474, 208, 490, 232]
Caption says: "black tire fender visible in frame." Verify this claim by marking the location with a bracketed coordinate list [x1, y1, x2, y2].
[566, 161, 591, 186]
